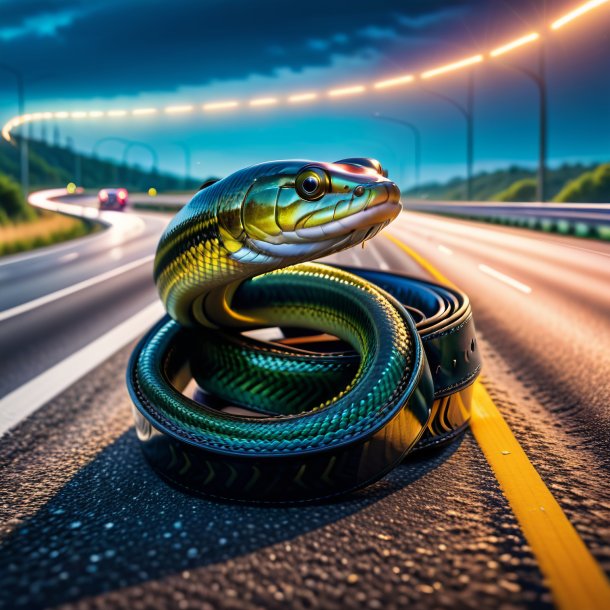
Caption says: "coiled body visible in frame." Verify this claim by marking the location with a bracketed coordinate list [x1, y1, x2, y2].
[128, 159, 479, 502]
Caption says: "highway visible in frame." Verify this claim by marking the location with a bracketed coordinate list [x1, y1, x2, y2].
[0, 195, 609, 610]
[0, 194, 168, 399]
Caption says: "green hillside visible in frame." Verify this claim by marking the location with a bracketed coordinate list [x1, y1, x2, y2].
[0, 137, 200, 192]
[554, 163, 610, 203]
[405, 163, 600, 201]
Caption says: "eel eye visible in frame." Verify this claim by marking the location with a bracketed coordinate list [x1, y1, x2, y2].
[295, 168, 330, 201]
[303, 176, 319, 194]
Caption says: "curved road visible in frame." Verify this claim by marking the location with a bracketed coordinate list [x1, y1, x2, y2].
[0, 195, 608, 610]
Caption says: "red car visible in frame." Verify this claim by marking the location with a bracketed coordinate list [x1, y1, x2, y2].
[98, 188, 128, 210]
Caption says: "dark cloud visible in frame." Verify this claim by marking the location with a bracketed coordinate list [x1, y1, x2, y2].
[0, 0, 488, 98]
[0, 0, 564, 102]
[0, 0, 90, 30]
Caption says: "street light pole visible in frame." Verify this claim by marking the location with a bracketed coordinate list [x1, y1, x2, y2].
[492, 41, 547, 201]
[172, 142, 192, 189]
[93, 137, 159, 186]
[92, 136, 131, 158]
[372, 112, 422, 189]
[537, 42, 547, 203]
[122, 141, 159, 174]
[467, 72, 474, 201]
[419, 71, 475, 200]
[93, 137, 132, 184]
[0, 63, 28, 198]
[66, 137, 82, 185]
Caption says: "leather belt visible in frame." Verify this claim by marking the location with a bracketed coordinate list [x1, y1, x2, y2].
[127, 267, 480, 503]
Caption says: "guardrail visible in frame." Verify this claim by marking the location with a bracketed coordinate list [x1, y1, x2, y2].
[132, 194, 189, 214]
[404, 200, 610, 240]
[130, 195, 610, 240]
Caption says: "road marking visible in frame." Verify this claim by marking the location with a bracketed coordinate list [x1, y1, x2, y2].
[405, 209, 610, 259]
[533, 235, 610, 260]
[385, 232, 610, 610]
[59, 252, 79, 263]
[0, 227, 106, 268]
[350, 248, 365, 266]
[471, 384, 610, 610]
[478, 264, 532, 294]
[0, 189, 150, 269]
[437, 244, 453, 255]
[0, 254, 154, 322]
[385, 234, 460, 290]
[368, 242, 390, 270]
[0, 301, 164, 437]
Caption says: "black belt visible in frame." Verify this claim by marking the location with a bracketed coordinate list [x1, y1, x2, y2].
[127, 268, 480, 503]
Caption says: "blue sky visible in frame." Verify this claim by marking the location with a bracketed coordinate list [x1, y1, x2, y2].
[0, 0, 608, 187]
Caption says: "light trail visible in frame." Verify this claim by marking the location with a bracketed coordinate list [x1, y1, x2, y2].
[551, 0, 608, 29]
[1, 0, 607, 141]
[288, 92, 318, 103]
[164, 105, 194, 114]
[203, 100, 239, 111]
[327, 85, 366, 97]
[421, 54, 483, 79]
[249, 97, 278, 107]
[373, 74, 415, 89]
[132, 107, 157, 116]
[490, 32, 540, 57]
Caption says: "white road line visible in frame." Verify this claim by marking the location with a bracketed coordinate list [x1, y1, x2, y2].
[59, 252, 79, 263]
[403, 211, 610, 259]
[0, 254, 155, 322]
[350, 248, 365, 266]
[0, 301, 164, 437]
[0, 189, 147, 268]
[438, 244, 453, 255]
[367, 241, 390, 270]
[478, 264, 532, 294]
[0, 225, 106, 268]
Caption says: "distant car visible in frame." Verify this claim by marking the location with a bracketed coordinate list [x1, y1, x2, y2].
[98, 188, 128, 210]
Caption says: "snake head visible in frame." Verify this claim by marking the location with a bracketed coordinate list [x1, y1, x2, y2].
[219, 158, 401, 264]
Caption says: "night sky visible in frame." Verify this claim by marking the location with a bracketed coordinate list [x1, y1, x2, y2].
[1, 0, 608, 187]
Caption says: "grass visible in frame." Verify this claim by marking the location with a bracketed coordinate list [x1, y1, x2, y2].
[0, 210, 100, 257]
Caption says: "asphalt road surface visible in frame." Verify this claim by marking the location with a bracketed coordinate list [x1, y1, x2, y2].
[0, 196, 608, 610]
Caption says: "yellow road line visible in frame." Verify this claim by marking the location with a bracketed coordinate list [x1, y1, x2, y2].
[385, 233, 610, 610]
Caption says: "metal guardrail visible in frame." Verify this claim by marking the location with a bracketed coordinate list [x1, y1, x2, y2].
[131, 196, 610, 240]
[404, 200, 610, 240]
